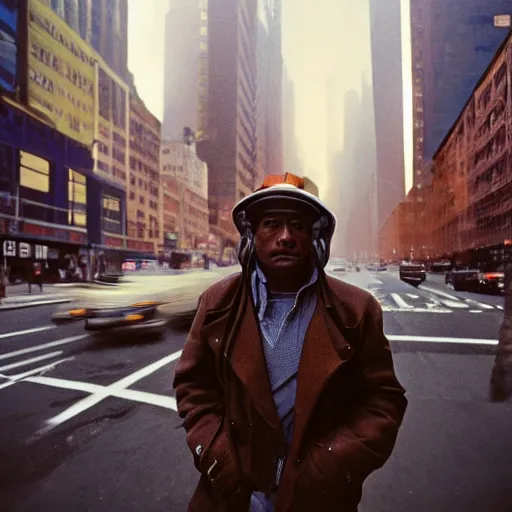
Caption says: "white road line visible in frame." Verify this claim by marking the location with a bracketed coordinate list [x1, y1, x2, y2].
[465, 299, 494, 310]
[0, 325, 55, 340]
[442, 300, 469, 309]
[390, 293, 413, 309]
[381, 306, 452, 313]
[0, 357, 74, 390]
[26, 376, 178, 411]
[0, 334, 88, 361]
[111, 350, 183, 388]
[387, 335, 498, 345]
[497, 305, 504, 310]
[406, 294, 419, 299]
[37, 350, 183, 433]
[469, 310, 484, 314]
[0, 351, 63, 372]
[420, 285, 459, 301]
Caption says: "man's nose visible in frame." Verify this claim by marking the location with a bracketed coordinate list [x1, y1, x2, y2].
[277, 226, 296, 247]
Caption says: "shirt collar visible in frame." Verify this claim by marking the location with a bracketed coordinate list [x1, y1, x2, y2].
[251, 262, 318, 321]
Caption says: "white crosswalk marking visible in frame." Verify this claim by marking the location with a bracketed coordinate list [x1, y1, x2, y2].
[0, 357, 74, 390]
[391, 293, 413, 309]
[0, 326, 56, 340]
[465, 299, 494, 310]
[0, 351, 64, 372]
[367, 290, 500, 314]
[442, 300, 469, 309]
[0, 334, 87, 361]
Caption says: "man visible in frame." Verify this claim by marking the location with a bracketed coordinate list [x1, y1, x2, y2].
[28, 261, 43, 294]
[490, 262, 512, 401]
[173, 173, 407, 511]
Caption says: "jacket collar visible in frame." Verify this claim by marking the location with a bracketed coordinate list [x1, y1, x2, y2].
[200, 272, 358, 443]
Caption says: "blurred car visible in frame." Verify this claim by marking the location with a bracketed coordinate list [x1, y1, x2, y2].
[399, 262, 426, 286]
[367, 264, 388, 272]
[52, 266, 241, 337]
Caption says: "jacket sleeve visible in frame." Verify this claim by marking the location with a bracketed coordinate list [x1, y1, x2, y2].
[173, 292, 225, 470]
[323, 296, 407, 480]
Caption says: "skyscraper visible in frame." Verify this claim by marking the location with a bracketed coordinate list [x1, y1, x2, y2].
[256, 0, 283, 177]
[411, 0, 511, 186]
[369, 0, 405, 230]
[196, 0, 258, 250]
[46, 0, 129, 80]
[162, 0, 208, 140]
[282, 65, 301, 176]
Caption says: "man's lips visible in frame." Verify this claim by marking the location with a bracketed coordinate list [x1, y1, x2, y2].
[270, 253, 299, 260]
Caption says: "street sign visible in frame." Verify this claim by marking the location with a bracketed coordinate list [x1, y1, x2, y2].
[494, 15, 511, 27]
[19, 242, 31, 258]
[3, 240, 16, 257]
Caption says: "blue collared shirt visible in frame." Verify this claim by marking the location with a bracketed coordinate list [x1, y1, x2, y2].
[250, 264, 318, 511]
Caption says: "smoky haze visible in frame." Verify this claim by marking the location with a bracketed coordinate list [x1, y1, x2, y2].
[318, 1, 378, 259]
[128, 0, 408, 260]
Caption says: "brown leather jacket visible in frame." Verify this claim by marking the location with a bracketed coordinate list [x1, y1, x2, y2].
[173, 272, 407, 511]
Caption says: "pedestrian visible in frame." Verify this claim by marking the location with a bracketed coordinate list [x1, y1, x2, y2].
[173, 172, 408, 512]
[490, 261, 512, 401]
[28, 261, 43, 294]
[0, 265, 6, 304]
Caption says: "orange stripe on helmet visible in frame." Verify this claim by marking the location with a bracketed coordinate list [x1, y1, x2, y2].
[257, 173, 305, 191]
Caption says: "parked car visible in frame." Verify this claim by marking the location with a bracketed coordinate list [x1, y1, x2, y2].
[446, 264, 504, 293]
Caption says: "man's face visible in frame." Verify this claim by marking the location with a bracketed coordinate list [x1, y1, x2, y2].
[254, 212, 314, 272]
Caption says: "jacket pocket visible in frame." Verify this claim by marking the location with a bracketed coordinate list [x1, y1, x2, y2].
[292, 438, 363, 510]
[186, 414, 223, 472]
[197, 419, 244, 495]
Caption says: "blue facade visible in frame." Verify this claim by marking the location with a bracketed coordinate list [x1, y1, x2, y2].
[424, 0, 511, 160]
[0, 100, 126, 247]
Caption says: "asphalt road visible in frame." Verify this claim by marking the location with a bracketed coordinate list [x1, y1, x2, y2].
[1, 271, 511, 512]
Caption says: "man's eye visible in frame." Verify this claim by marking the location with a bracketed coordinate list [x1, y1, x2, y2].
[291, 221, 303, 230]
[263, 219, 277, 228]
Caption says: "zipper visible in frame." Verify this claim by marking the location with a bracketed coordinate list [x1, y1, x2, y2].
[275, 456, 286, 486]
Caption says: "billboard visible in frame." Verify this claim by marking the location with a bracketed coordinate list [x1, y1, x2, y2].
[27, 0, 95, 145]
[0, 0, 18, 93]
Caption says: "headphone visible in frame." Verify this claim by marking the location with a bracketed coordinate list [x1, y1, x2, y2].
[235, 211, 255, 267]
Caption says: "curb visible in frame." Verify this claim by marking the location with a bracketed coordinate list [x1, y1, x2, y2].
[0, 298, 72, 311]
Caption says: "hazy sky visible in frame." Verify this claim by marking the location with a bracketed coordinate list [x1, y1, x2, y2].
[127, 0, 413, 195]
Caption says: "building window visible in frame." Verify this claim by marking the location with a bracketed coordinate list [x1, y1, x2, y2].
[68, 169, 87, 227]
[129, 191, 135, 200]
[103, 195, 122, 234]
[200, 26, 208, 36]
[201, 10, 207, 21]
[98, 67, 111, 121]
[20, 151, 50, 193]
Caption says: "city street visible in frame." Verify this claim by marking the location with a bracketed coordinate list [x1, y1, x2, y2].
[1, 270, 511, 512]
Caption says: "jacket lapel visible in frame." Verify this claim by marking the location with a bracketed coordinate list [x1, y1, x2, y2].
[201, 299, 282, 431]
[290, 299, 355, 456]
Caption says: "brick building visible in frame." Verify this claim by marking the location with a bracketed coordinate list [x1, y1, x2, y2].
[127, 94, 162, 254]
[380, 30, 512, 263]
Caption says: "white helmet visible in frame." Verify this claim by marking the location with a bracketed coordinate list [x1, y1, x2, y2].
[231, 173, 336, 267]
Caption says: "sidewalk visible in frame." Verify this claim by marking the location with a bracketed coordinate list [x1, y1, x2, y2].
[1, 284, 72, 311]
